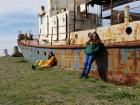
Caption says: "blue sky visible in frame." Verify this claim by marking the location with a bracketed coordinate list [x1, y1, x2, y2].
[0, 0, 139, 56]
[0, 0, 47, 55]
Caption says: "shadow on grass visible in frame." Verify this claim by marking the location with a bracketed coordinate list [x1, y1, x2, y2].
[14, 58, 29, 63]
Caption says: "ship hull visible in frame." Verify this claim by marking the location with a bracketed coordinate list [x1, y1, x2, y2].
[18, 41, 140, 85]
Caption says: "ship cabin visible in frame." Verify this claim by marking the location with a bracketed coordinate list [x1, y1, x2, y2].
[36, 0, 140, 46]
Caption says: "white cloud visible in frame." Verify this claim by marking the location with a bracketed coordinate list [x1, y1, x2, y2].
[0, 0, 48, 52]
[0, 0, 48, 34]
[0, 0, 47, 16]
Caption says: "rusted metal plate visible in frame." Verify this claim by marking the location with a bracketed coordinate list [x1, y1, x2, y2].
[70, 21, 140, 45]
[19, 44, 140, 85]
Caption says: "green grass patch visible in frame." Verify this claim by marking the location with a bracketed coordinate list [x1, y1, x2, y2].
[112, 90, 136, 99]
[0, 56, 140, 105]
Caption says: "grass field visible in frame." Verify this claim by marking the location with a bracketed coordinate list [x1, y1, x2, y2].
[0, 56, 140, 105]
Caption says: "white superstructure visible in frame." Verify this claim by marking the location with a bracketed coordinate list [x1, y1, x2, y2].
[38, 0, 101, 45]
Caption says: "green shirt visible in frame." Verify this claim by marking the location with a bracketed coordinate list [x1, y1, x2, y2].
[84, 42, 99, 55]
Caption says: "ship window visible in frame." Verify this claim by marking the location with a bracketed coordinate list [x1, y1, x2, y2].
[44, 52, 47, 56]
[126, 27, 132, 35]
[37, 50, 40, 54]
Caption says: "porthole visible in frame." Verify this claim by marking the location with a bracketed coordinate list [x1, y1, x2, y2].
[125, 27, 132, 35]
[75, 34, 78, 39]
[88, 32, 92, 38]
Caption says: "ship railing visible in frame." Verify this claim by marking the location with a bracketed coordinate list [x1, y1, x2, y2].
[129, 6, 140, 21]
[50, 24, 75, 45]
[29, 24, 72, 45]
[112, 5, 140, 24]
[103, 5, 140, 26]
[22, 34, 39, 45]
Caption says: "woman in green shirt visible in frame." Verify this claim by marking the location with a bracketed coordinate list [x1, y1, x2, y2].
[79, 32, 100, 78]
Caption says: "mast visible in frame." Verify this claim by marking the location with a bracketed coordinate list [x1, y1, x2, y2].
[73, 0, 76, 31]
[100, 1, 103, 26]
[110, 0, 113, 25]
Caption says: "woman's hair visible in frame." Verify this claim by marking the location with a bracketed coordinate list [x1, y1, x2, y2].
[87, 32, 101, 44]
[48, 51, 54, 59]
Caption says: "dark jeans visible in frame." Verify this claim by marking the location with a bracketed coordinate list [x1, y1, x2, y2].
[81, 54, 96, 77]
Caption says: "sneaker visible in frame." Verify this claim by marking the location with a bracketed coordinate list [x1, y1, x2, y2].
[79, 75, 84, 78]
[32, 65, 36, 70]
[85, 76, 89, 78]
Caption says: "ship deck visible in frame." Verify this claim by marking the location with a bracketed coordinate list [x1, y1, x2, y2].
[18, 40, 140, 49]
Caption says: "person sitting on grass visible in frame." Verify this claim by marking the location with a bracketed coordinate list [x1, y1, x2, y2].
[32, 51, 57, 70]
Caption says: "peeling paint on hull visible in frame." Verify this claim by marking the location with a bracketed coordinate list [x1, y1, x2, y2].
[18, 43, 140, 85]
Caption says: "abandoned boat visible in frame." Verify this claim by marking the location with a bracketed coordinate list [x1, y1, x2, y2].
[18, 0, 140, 84]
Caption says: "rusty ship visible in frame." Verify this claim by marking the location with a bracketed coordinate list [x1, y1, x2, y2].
[18, 0, 140, 85]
